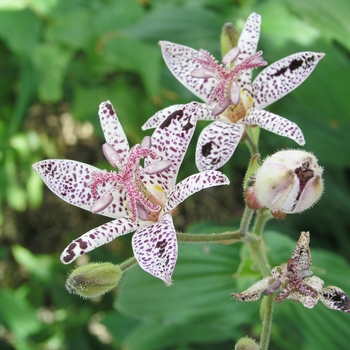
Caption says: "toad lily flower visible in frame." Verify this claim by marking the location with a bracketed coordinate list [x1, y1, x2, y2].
[232, 232, 350, 313]
[33, 101, 229, 285]
[154, 12, 325, 171]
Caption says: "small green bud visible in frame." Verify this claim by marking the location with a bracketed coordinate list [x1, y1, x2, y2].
[235, 336, 259, 350]
[66, 262, 122, 298]
[220, 22, 240, 57]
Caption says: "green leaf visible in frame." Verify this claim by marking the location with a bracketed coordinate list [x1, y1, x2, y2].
[33, 44, 73, 102]
[12, 245, 54, 283]
[97, 36, 162, 97]
[0, 0, 28, 11]
[92, 0, 144, 35]
[116, 243, 258, 348]
[121, 4, 224, 53]
[0, 289, 42, 339]
[0, 9, 40, 56]
[45, 9, 92, 49]
[285, 0, 350, 51]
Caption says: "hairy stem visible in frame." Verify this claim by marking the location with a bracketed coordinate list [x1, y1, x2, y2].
[245, 207, 274, 350]
[252, 208, 273, 237]
[239, 205, 254, 237]
[177, 231, 259, 244]
[119, 256, 137, 272]
[259, 294, 275, 350]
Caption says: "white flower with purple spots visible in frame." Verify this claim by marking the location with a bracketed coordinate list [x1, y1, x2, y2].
[146, 12, 325, 171]
[232, 232, 350, 313]
[33, 101, 229, 285]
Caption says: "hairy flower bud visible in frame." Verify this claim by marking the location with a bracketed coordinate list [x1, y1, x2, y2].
[254, 150, 323, 215]
[234, 336, 259, 350]
[66, 262, 122, 298]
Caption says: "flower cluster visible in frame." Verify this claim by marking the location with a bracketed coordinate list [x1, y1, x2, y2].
[32, 12, 349, 321]
[232, 232, 350, 313]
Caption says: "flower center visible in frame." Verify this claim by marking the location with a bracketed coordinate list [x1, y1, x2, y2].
[191, 47, 267, 116]
[88, 137, 172, 222]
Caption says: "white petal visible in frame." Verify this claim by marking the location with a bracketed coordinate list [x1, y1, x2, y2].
[243, 108, 305, 145]
[60, 218, 141, 264]
[142, 104, 185, 130]
[33, 159, 99, 211]
[235, 12, 261, 92]
[148, 102, 200, 190]
[163, 170, 230, 213]
[252, 52, 325, 109]
[98, 101, 130, 164]
[159, 41, 216, 102]
[132, 214, 177, 285]
[195, 120, 245, 171]
[232, 277, 270, 302]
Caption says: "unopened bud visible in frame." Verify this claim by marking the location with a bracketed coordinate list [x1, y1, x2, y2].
[66, 262, 122, 298]
[220, 23, 240, 57]
[254, 150, 324, 214]
[234, 336, 259, 350]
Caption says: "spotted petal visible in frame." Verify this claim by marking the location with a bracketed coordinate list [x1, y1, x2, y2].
[142, 102, 214, 131]
[148, 102, 201, 190]
[287, 276, 324, 309]
[232, 277, 270, 302]
[33, 159, 130, 219]
[290, 231, 311, 270]
[319, 286, 350, 313]
[33, 159, 99, 212]
[243, 108, 305, 146]
[60, 218, 141, 264]
[98, 101, 130, 164]
[235, 12, 261, 92]
[142, 104, 185, 130]
[252, 52, 325, 110]
[132, 213, 177, 286]
[163, 170, 229, 213]
[196, 120, 245, 171]
[160, 41, 216, 102]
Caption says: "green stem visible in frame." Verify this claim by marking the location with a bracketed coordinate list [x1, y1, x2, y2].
[177, 231, 259, 244]
[252, 208, 273, 237]
[245, 130, 259, 156]
[239, 205, 254, 237]
[259, 294, 275, 350]
[119, 257, 137, 272]
[245, 208, 274, 350]
[246, 237, 271, 277]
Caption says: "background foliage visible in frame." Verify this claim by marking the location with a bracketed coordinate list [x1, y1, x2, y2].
[0, 0, 349, 349]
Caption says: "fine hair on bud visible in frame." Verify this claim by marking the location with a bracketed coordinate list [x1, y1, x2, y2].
[234, 336, 259, 350]
[66, 262, 122, 299]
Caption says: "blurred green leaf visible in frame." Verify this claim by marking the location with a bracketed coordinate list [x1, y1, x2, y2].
[116, 243, 258, 349]
[33, 44, 73, 102]
[0, 9, 40, 56]
[0, 0, 28, 11]
[121, 4, 224, 53]
[285, 0, 350, 51]
[12, 245, 54, 283]
[46, 9, 92, 49]
[92, 0, 144, 34]
[0, 289, 42, 339]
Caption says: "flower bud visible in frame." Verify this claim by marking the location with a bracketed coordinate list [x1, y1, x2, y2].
[66, 262, 122, 298]
[234, 336, 259, 350]
[220, 23, 240, 57]
[254, 150, 323, 214]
